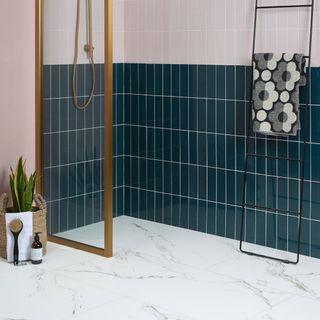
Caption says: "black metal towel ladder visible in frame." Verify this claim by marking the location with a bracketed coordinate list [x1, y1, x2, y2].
[239, 0, 315, 264]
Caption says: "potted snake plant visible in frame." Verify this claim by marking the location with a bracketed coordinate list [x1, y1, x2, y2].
[0, 157, 47, 261]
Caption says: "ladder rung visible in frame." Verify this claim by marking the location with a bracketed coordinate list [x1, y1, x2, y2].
[244, 203, 300, 215]
[257, 4, 312, 9]
[247, 153, 303, 162]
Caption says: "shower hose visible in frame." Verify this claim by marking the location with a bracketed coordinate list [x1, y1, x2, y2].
[72, 0, 96, 110]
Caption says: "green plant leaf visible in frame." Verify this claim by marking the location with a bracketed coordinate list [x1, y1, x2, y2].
[9, 172, 19, 212]
[23, 173, 36, 211]
[9, 157, 36, 212]
[14, 159, 23, 212]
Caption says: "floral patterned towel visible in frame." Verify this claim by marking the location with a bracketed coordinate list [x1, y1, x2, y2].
[252, 53, 306, 136]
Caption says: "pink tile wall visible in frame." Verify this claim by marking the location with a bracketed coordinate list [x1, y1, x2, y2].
[114, 0, 125, 62]
[0, 0, 35, 195]
[43, 0, 104, 64]
[43, 0, 125, 64]
[123, 0, 320, 66]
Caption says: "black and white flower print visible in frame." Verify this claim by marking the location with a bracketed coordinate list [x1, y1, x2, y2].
[252, 81, 279, 110]
[273, 61, 301, 91]
[255, 53, 282, 71]
[269, 102, 298, 134]
[252, 53, 306, 136]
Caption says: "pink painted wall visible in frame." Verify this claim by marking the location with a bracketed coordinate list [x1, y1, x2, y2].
[0, 1, 35, 194]
[43, 0, 125, 64]
[123, 0, 320, 66]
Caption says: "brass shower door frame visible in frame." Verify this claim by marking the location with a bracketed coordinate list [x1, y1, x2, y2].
[35, 0, 113, 257]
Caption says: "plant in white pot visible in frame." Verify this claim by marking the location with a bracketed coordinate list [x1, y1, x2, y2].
[4, 157, 36, 263]
[0, 157, 47, 262]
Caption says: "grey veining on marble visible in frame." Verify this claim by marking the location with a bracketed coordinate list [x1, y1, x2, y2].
[1, 216, 320, 320]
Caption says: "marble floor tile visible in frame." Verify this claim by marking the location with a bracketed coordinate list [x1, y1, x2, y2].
[207, 251, 320, 302]
[1, 215, 320, 320]
[0, 263, 119, 320]
[246, 295, 320, 320]
[53, 245, 293, 319]
[64, 297, 196, 320]
[55, 222, 104, 249]
[113, 216, 241, 269]
[41, 242, 101, 270]
[56, 216, 243, 269]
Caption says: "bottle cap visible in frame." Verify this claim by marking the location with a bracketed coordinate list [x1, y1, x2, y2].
[34, 232, 42, 241]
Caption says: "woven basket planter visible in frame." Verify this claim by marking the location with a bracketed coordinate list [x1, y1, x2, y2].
[0, 193, 47, 260]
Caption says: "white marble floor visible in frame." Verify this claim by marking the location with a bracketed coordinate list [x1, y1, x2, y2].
[1, 216, 320, 320]
[55, 220, 105, 248]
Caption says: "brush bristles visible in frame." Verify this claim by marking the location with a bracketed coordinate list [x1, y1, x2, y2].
[9, 219, 23, 233]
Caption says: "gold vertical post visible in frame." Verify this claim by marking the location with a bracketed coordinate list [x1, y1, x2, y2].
[35, 0, 43, 193]
[35, 0, 113, 257]
[104, 0, 113, 257]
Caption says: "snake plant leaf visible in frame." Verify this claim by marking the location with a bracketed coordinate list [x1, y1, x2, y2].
[9, 171, 19, 212]
[17, 157, 26, 212]
[8, 157, 36, 213]
[23, 173, 36, 211]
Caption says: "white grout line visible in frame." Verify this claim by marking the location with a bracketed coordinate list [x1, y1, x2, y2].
[49, 65, 53, 234]
[224, 66, 227, 237]
[197, 64, 200, 231]
[206, 71, 209, 233]
[66, 65, 70, 230]
[215, 65, 218, 234]
[179, 67, 182, 227]
[83, 64, 87, 227]
[137, 65, 140, 220]
[234, 66, 237, 239]
[58, 65, 61, 231]
[161, 64, 165, 224]
[187, 65, 191, 229]
[153, 64, 156, 222]
[244, 65, 247, 241]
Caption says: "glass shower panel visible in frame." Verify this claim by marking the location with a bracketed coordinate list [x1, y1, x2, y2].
[42, 0, 105, 248]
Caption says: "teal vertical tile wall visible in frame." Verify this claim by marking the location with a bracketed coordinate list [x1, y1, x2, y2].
[123, 63, 320, 259]
[42, 63, 124, 235]
[42, 62, 320, 259]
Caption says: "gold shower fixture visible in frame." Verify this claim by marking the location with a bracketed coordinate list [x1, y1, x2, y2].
[72, 0, 96, 110]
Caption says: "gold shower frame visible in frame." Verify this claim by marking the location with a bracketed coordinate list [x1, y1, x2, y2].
[35, 0, 113, 257]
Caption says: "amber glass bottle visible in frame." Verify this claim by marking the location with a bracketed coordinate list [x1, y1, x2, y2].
[31, 232, 43, 264]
